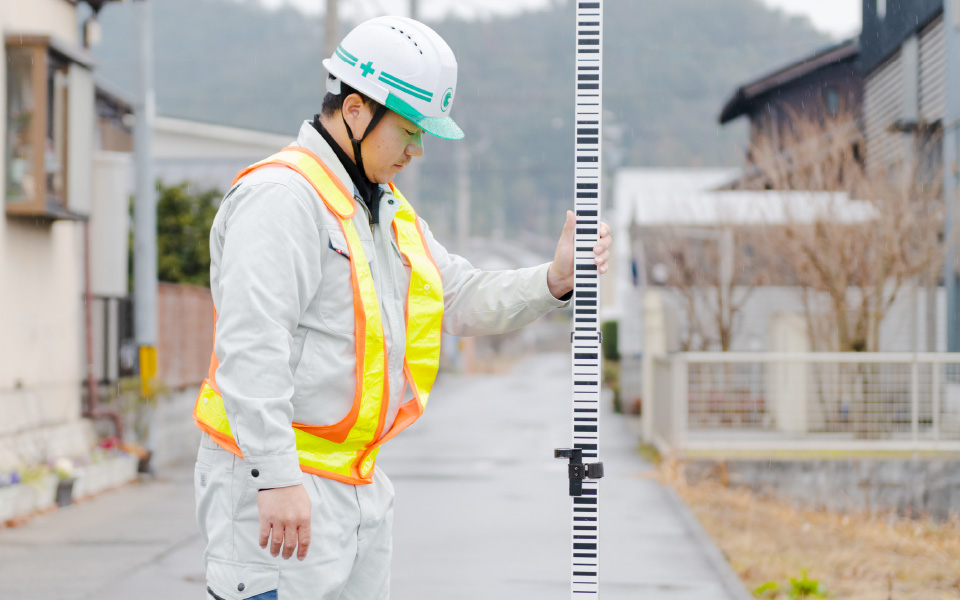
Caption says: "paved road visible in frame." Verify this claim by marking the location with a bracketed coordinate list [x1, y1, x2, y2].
[0, 353, 745, 599]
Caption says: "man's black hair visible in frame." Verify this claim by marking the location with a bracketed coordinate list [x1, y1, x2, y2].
[320, 81, 374, 118]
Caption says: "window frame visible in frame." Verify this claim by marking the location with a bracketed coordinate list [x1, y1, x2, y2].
[5, 35, 92, 221]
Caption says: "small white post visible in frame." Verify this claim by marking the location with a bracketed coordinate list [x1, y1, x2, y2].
[675, 355, 688, 452]
[932, 361, 941, 446]
[911, 359, 920, 448]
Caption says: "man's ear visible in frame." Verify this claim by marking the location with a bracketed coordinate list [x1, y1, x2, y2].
[341, 94, 370, 132]
[342, 93, 364, 117]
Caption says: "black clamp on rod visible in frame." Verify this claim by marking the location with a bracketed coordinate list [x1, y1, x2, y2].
[554, 447, 604, 497]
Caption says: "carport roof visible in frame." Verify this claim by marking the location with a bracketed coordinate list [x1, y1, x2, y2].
[614, 168, 874, 227]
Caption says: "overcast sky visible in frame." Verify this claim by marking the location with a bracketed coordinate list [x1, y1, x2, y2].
[259, 0, 862, 39]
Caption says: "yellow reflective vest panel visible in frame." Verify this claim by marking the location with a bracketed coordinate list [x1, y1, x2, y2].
[193, 146, 443, 485]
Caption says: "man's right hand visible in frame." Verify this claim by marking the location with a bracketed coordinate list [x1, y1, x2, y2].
[257, 485, 312, 561]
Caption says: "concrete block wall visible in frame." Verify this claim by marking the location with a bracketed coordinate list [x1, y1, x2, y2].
[685, 458, 960, 521]
[147, 387, 201, 469]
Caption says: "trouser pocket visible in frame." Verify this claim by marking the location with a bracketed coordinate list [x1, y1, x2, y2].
[206, 557, 279, 600]
[195, 442, 234, 547]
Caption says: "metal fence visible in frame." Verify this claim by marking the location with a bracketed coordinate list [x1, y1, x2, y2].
[651, 353, 960, 454]
[89, 295, 136, 385]
[87, 284, 214, 392]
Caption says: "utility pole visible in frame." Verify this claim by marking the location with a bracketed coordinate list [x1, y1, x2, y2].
[455, 139, 471, 248]
[398, 0, 422, 217]
[944, 0, 960, 351]
[133, 0, 158, 396]
[324, 0, 339, 60]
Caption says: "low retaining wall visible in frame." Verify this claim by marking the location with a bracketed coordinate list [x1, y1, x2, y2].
[102, 385, 202, 471]
[147, 387, 202, 469]
[684, 458, 960, 521]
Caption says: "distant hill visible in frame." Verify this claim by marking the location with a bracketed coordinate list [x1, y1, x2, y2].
[91, 0, 830, 239]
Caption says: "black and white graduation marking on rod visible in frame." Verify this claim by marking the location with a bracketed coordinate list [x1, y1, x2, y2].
[554, 1, 605, 598]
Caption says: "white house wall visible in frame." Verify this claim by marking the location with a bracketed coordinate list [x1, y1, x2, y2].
[0, 0, 79, 44]
[0, 1, 94, 468]
[0, 222, 87, 467]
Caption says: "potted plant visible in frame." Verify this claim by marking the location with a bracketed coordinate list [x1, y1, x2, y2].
[19, 464, 57, 513]
[53, 458, 76, 507]
[0, 470, 23, 521]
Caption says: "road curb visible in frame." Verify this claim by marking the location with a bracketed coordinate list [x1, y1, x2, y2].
[661, 484, 755, 600]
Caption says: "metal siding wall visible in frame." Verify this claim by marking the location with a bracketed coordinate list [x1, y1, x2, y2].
[864, 52, 904, 174]
[861, 0, 944, 75]
[919, 16, 947, 124]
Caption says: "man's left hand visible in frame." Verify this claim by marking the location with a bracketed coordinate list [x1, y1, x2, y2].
[547, 210, 612, 299]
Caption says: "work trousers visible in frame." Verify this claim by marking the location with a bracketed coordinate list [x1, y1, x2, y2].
[195, 434, 395, 600]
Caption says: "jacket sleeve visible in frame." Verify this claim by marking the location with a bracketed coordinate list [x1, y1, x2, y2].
[211, 180, 322, 490]
[419, 219, 570, 336]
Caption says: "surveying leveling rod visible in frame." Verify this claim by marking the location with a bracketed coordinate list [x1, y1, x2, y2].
[554, 1, 605, 598]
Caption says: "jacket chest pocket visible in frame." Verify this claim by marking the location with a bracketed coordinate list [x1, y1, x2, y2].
[317, 229, 376, 335]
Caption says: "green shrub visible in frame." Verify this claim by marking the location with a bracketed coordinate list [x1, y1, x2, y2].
[600, 320, 619, 361]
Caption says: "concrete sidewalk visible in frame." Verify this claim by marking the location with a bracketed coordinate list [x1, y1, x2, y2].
[0, 353, 748, 599]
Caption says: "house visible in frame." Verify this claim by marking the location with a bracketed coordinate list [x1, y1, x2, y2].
[613, 167, 948, 444]
[719, 38, 862, 147]
[0, 0, 294, 486]
[610, 168, 931, 352]
[715, 1, 960, 351]
[0, 0, 129, 473]
[858, 0, 960, 350]
[718, 38, 862, 188]
[860, 0, 946, 176]
[152, 116, 292, 192]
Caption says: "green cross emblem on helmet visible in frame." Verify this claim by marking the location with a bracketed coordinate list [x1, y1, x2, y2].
[360, 61, 375, 77]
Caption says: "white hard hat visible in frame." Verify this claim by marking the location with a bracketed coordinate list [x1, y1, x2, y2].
[323, 16, 464, 141]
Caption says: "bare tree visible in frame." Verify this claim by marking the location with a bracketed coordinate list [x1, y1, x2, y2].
[748, 112, 944, 352]
[648, 225, 767, 351]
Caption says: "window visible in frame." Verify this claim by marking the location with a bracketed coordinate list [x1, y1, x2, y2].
[6, 46, 36, 205]
[877, 0, 886, 20]
[5, 36, 81, 220]
[825, 88, 840, 116]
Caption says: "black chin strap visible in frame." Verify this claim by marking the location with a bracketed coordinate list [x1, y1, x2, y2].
[342, 103, 389, 179]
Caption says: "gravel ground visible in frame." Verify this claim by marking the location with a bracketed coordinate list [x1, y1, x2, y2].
[662, 461, 960, 599]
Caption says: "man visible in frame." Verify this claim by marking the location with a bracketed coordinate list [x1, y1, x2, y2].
[194, 15, 612, 600]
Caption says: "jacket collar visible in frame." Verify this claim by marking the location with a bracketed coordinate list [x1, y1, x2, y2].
[294, 120, 363, 200]
[294, 120, 401, 225]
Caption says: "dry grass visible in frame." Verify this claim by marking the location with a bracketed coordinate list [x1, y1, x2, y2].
[659, 460, 960, 599]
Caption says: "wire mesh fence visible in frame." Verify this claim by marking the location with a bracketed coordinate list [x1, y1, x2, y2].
[652, 353, 960, 452]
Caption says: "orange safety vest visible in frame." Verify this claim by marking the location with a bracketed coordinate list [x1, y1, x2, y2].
[193, 146, 444, 485]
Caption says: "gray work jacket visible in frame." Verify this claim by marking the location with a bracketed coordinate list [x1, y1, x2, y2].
[209, 121, 567, 489]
